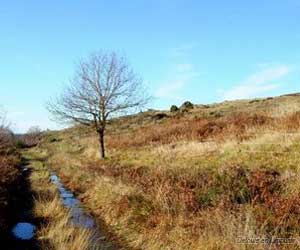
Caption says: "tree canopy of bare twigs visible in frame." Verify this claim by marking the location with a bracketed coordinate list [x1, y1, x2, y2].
[0, 107, 13, 149]
[23, 126, 42, 147]
[47, 51, 150, 158]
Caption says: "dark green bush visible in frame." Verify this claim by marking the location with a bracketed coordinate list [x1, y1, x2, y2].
[170, 105, 179, 112]
[15, 140, 26, 149]
[180, 101, 194, 110]
[152, 113, 167, 120]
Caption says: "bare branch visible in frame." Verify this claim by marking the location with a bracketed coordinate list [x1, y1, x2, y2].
[47, 51, 150, 158]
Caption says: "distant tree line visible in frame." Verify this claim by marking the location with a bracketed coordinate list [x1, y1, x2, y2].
[19, 126, 43, 147]
[0, 107, 42, 150]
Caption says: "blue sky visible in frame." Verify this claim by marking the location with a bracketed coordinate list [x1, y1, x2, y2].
[1, 0, 300, 133]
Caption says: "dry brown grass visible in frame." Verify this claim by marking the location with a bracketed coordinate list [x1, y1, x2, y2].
[25, 150, 102, 250]
[35, 95, 300, 250]
[36, 197, 97, 250]
[106, 112, 273, 149]
[0, 147, 21, 234]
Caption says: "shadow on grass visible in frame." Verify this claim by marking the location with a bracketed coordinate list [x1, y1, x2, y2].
[0, 157, 43, 250]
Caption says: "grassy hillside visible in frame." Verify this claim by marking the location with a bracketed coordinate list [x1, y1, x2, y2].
[34, 93, 300, 249]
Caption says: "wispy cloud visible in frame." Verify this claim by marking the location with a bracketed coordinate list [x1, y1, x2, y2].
[155, 62, 198, 100]
[221, 65, 292, 100]
[169, 43, 197, 58]
[176, 63, 193, 72]
[156, 44, 199, 100]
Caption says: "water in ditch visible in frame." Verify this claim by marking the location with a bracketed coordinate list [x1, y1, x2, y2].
[49, 173, 96, 229]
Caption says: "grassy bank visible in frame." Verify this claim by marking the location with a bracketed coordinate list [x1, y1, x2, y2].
[36, 94, 300, 249]
[23, 149, 105, 250]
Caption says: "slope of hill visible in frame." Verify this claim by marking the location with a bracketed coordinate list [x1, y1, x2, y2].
[33, 93, 300, 250]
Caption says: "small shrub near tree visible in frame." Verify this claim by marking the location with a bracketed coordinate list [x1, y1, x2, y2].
[180, 101, 194, 111]
[170, 105, 179, 112]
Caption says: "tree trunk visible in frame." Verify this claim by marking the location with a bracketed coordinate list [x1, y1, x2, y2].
[98, 130, 105, 158]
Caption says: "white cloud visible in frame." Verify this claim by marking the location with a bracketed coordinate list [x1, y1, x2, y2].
[155, 63, 198, 100]
[221, 65, 292, 100]
[176, 63, 193, 72]
[169, 43, 197, 58]
[156, 78, 189, 100]
[156, 44, 199, 100]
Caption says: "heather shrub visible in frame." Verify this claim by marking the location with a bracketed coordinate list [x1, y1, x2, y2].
[170, 105, 179, 112]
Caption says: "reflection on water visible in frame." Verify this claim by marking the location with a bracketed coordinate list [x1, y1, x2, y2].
[50, 172, 95, 229]
[12, 222, 36, 240]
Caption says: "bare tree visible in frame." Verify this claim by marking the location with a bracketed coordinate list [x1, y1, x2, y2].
[24, 126, 42, 147]
[0, 108, 9, 129]
[27, 126, 42, 135]
[47, 51, 149, 158]
[0, 108, 13, 149]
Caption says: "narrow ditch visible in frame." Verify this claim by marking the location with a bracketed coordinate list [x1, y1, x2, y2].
[8, 166, 109, 249]
[48, 171, 119, 249]
[10, 154, 126, 250]
[49, 172, 97, 230]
